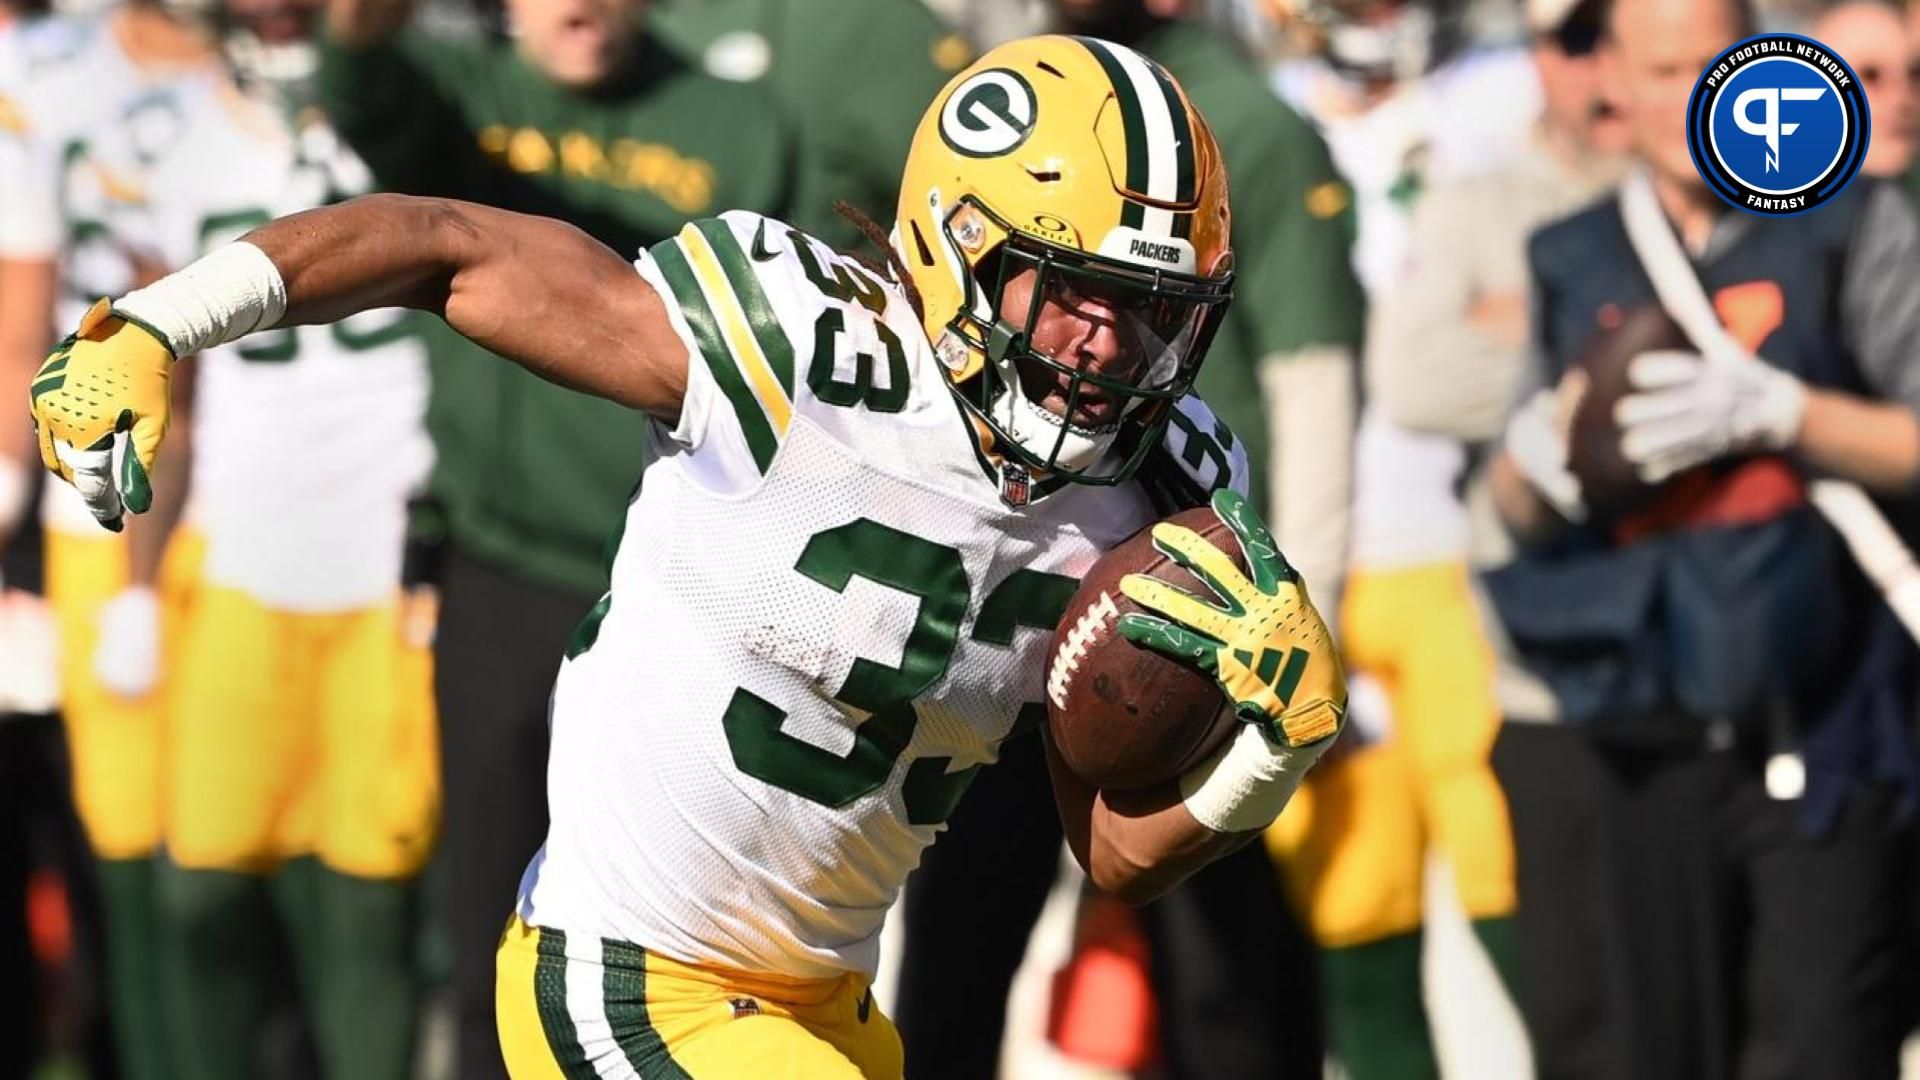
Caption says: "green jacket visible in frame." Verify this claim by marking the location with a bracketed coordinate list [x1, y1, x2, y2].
[318, 30, 794, 595]
[1129, 19, 1364, 514]
[651, 0, 971, 249]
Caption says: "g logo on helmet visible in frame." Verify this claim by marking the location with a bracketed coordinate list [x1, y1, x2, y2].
[939, 68, 1037, 158]
[1686, 33, 1869, 216]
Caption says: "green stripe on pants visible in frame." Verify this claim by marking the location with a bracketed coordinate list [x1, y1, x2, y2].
[534, 928, 601, 1080]
[604, 939, 696, 1079]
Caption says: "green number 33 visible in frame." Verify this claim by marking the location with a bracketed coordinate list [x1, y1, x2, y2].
[721, 519, 1074, 826]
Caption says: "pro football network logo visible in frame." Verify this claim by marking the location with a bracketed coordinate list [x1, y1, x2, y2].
[1687, 34, 1869, 216]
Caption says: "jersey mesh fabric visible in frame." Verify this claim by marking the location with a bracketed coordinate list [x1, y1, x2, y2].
[518, 213, 1216, 978]
[0, 15, 98, 259]
[5, 17, 192, 536]
[97, 77, 430, 611]
[1273, 53, 1538, 569]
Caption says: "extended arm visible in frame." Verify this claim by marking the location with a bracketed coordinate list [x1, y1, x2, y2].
[29, 194, 688, 528]
[240, 195, 688, 414]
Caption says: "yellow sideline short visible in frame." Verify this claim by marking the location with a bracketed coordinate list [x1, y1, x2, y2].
[165, 585, 438, 878]
[1268, 560, 1515, 943]
[45, 527, 204, 860]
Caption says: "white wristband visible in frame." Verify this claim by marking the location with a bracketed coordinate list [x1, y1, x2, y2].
[0, 456, 26, 536]
[1178, 721, 1328, 834]
[114, 241, 287, 358]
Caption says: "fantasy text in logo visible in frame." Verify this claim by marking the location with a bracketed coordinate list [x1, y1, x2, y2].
[1687, 33, 1869, 216]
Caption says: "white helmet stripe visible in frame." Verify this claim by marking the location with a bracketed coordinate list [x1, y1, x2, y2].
[1102, 43, 1180, 205]
[1080, 38, 1185, 239]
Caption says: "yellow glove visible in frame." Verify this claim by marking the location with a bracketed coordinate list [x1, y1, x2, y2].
[28, 298, 173, 532]
[1117, 488, 1345, 749]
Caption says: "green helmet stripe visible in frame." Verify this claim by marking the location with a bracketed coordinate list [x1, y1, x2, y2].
[1076, 36, 1150, 228]
[1145, 59, 1196, 206]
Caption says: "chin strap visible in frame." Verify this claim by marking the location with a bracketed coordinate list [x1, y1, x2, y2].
[986, 320, 1022, 365]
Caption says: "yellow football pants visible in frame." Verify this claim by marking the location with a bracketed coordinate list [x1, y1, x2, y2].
[165, 585, 439, 878]
[1268, 560, 1515, 946]
[497, 917, 904, 1080]
[45, 527, 203, 860]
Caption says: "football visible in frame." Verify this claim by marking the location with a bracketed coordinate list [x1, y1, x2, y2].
[1045, 505, 1241, 791]
[1566, 304, 1698, 520]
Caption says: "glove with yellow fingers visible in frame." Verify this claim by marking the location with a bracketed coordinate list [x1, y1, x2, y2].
[1118, 487, 1345, 747]
[28, 298, 173, 532]
[1116, 488, 1345, 832]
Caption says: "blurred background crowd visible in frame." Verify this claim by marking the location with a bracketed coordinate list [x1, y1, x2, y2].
[5, 0, 1920, 1076]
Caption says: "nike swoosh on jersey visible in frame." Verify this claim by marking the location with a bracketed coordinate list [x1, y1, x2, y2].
[750, 220, 779, 262]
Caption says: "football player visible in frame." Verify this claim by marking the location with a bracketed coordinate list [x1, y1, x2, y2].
[33, 34, 1344, 1079]
[0, 4, 210, 1078]
[1266, 1, 1534, 1074]
[84, 0, 439, 1075]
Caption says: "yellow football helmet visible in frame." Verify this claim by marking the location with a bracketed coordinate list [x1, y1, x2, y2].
[894, 34, 1234, 504]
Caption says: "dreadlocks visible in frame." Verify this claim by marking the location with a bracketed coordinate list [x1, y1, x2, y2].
[833, 200, 923, 320]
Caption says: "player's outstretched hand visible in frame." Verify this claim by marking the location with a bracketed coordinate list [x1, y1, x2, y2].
[28, 299, 173, 533]
[1115, 488, 1345, 750]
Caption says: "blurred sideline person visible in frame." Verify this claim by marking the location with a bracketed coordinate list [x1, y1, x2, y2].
[1907, 0, 1920, 198]
[1367, 0, 1625, 447]
[1324, 0, 1628, 1057]
[1071, 0, 1360, 600]
[895, 4, 1362, 1079]
[0, 0, 50, 556]
[313, 0, 793, 1072]
[1264, 0, 1539, 1073]
[1811, 0, 1917, 178]
[652, 0, 973, 249]
[1486, 0, 1920, 1071]
[1363, 0, 1627, 1056]
[0, 3, 210, 1077]
[80, 0, 444, 1073]
[30, 32, 1350, 1080]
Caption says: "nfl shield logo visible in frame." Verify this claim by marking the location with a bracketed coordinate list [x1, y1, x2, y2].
[1000, 462, 1032, 507]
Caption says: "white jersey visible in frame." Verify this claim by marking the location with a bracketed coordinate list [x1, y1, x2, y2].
[1275, 50, 1538, 570]
[0, 11, 202, 536]
[0, 13, 94, 259]
[100, 75, 431, 611]
[518, 212, 1246, 979]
